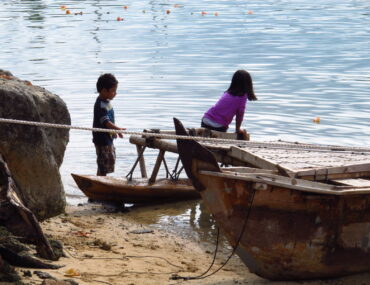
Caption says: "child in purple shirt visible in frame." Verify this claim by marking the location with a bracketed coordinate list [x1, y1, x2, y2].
[202, 70, 257, 134]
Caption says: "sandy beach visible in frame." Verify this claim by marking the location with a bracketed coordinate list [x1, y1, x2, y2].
[12, 202, 369, 285]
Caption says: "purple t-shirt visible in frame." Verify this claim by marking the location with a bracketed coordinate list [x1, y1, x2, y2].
[203, 92, 247, 127]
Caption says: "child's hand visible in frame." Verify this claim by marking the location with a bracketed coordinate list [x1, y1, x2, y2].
[118, 128, 126, 138]
[236, 129, 248, 140]
[237, 128, 246, 135]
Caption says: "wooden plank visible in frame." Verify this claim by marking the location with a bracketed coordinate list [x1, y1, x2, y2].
[332, 178, 370, 187]
[228, 146, 278, 170]
[188, 128, 249, 140]
[232, 145, 370, 172]
[221, 166, 278, 174]
[136, 145, 147, 178]
[228, 146, 296, 176]
[294, 163, 370, 181]
[149, 150, 165, 184]
[200, 170, 370, 195]
[142, 128, 249, 140]
[130, 135, 178, 153]
[130, 136, 248, 166]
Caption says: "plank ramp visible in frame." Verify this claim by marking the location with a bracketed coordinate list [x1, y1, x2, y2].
[200, 141, 370, 180]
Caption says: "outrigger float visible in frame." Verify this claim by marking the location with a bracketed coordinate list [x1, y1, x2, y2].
[72, 128, 249, 204]
[174, 118, 370, 280]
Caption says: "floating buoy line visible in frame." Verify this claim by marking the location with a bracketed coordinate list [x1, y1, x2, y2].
[1, 117, 370, 153]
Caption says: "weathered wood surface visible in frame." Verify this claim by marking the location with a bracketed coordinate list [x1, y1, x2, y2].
[131, 128, 370, 181]
[200, 170, 370, 195]
[149, 149, 165, 183]
[132, 126, 370, 182]
[143, 127, 250, 140]
[174, 118, 370, 280]
[71, 174, 200, 203]
[129, 127, 250, 167]
[332, 178, 370, 187]
[228, 145, 370, 180]
[129, 135, 248, 166]
[196, 170, 370, 280]
[136, 145, 147, 178]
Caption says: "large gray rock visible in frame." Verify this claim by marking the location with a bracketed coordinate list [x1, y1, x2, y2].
[0, 69, 70, 220]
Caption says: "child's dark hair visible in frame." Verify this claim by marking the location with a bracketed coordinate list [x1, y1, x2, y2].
[226, 70, 257, 101]
[96, 73, 118, 93]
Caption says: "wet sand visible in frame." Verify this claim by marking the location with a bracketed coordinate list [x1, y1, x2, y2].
[18, 203, 370, 285]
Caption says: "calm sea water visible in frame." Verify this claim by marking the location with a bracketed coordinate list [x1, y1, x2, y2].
[1, 0, 370, 239]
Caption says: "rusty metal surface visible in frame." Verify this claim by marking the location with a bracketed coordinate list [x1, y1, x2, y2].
[198, 174, 370, 280]
[174, 118, 370, 280]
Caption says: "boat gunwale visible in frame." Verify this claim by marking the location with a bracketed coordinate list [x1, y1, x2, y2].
[199, 170, 370, 195]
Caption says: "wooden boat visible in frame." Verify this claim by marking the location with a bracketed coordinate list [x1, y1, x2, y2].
[174, 118, 370, 281]
[71, 128, 248, 204]
[71, 174, 200, 204]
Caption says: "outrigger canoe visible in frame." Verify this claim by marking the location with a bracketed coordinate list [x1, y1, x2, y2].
[174, 118, 370, 281]
[72, 128, 248, 204]
[71, 174, 199, 204]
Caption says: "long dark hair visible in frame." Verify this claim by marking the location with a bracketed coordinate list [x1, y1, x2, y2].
[226, 70, 257, 101]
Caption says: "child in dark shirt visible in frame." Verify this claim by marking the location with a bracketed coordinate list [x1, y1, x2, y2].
[92, 73, 125, 176]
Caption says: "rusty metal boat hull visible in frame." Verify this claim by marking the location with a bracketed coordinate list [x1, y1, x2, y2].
[196, 173, 370, 280]
[174, 118, 370, 280]
[71, 174, 200, 204]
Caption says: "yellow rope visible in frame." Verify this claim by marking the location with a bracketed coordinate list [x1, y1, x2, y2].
[1, 117, 370, 152]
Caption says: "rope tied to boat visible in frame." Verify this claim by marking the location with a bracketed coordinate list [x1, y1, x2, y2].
[170, 187, 257, 281]
[1, 117, 370, 153]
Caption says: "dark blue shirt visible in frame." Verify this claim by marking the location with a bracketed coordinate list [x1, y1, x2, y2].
[92, 97, 115, 146]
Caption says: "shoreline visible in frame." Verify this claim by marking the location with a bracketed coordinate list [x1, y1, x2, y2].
[17, 202, 370, 285]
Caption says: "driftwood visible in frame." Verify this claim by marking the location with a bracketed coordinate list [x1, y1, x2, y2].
[0, 154, 61, 280]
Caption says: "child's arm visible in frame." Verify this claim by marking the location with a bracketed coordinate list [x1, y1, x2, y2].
[235, 99, 246, 133]
[235, 118, 242, 133]
[104, 121, 126, 138]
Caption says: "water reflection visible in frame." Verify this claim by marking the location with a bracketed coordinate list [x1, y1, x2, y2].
[22, 0, 46, 25]
[123, 200, 230, 249]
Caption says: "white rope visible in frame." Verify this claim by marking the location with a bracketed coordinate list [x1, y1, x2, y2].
[1, 117, 370, 153]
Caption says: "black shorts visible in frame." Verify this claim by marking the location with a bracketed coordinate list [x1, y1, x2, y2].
[201, 120, 228, 132]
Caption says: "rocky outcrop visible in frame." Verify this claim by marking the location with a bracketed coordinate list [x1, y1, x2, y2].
[0, 69, 70, 220]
